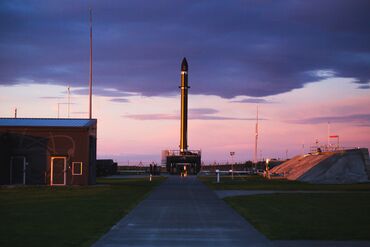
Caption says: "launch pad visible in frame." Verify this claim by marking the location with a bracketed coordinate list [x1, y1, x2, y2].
[162, 58, 201, 175]
[163, 150, 201, 174]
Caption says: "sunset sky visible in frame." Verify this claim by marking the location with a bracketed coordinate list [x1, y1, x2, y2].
[1, 0, 369, 164]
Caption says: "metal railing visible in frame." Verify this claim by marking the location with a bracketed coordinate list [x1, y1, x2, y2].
[309, 145, 362, 153]
[164, 150, 202, 156]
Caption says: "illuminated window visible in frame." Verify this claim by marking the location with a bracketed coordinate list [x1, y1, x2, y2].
[72, 162, 83, 175]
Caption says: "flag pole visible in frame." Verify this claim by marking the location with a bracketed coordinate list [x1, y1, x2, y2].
[89, 8, 93, 119]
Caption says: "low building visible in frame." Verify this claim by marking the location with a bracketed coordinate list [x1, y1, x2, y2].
[0, 118, 97, 186]
[96, 159, 117, 177]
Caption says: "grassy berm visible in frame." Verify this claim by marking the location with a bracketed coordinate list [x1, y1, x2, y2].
[0, 177, 165, 247]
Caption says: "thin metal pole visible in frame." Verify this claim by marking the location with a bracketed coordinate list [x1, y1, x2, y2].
[231, 154, 234, 180]
[337, 136, 339, 148]
[89, 8, 93, 119]
[254, 105, 259, 164]
[68, 85, 70, 118]
[327, 121, 330, 149]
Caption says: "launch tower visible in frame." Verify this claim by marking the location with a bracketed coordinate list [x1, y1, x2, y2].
[162, 58, 201, 174]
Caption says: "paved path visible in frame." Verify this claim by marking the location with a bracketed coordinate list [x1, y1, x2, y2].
[92, 176, 272, 247]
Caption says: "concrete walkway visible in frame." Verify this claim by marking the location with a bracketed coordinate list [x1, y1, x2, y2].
[92, 176, 272, 247]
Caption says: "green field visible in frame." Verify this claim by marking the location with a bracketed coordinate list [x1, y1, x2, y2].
[199, 175, 370, 191]
[199, 175, 370, 240]
[225, 193, 370, 240]
[0, 177, 165, 247]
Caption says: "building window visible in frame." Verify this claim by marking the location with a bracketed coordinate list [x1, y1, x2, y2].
[72, 162, 83, 175]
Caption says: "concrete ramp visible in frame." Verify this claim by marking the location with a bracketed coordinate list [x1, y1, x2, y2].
[271, 148, 370, 184]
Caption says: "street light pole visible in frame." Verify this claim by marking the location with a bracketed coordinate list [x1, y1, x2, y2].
[57, 103, 60, 118]
[67, 85, 71, 118]
[230, 151, 235, 180]
[265, 158, 270, 179]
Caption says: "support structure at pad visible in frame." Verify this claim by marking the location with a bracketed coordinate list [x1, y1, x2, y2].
[162, 58, 201, 175]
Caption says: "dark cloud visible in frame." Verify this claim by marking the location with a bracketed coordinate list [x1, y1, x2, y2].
[231, 98, 272, 104]
[1, 0, 370, 98]
[72, 87, 135, 97]
[110, 98, 129, 103]
[188, 108, 218, 115]
[124, 107, 255, 121]
[358, 84, 370, 89]
[292, 114, 370, 126]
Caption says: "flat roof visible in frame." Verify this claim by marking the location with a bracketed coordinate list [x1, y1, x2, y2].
[0, 118, 97, 127]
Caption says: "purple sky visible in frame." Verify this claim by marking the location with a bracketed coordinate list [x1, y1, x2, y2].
[1, 1, 370, 163]
[1, 0, 370, 98]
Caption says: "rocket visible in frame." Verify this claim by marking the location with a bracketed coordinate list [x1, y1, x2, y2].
[180, 57, 189, 153]
[164, 57, 201, 175]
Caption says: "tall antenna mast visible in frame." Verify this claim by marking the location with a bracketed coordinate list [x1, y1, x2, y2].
[67, 85, 71, 118]
[327, 121, 330, 149]
[89, 8, 93, 119]
[254, 105, 259, 164]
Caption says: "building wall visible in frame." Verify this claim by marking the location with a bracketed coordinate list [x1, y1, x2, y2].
[0, 125, 96, 185]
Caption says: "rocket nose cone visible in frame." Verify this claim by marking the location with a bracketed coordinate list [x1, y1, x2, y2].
[181, 57, 188, 71]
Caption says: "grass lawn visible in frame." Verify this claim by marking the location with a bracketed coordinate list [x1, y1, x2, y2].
[225, 193, 370, 240]
[0, 177, 166, 247]
[199, 175, 370, 191]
